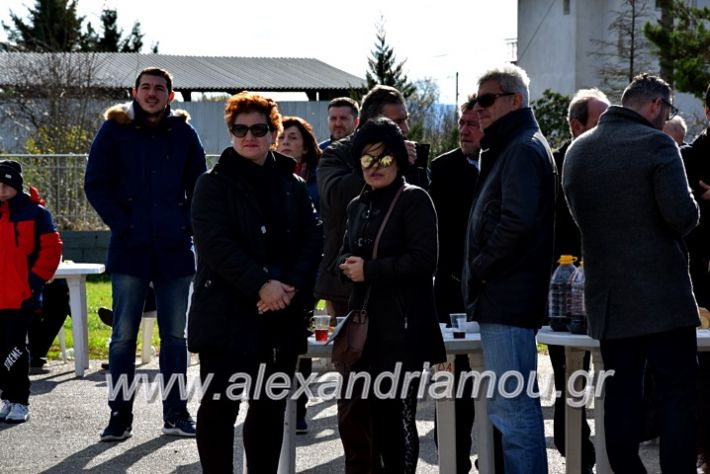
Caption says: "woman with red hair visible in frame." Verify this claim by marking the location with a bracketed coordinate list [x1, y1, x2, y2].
[187, 91, 322, 473]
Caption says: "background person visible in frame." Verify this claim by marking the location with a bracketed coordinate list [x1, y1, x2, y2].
[430, 93, 506, 473]
[277, 115, 322, 433]
[549, 87, 609, 473]
[0, 160, 62, 424]
[681, 82, 710, 470]
[563, 73, 699, 472]
[337, 117, 445, 473]
[188, 91, 321, 473]
[663, 114, 688, 146]
[278, 115, 322, 213]
[319, 97, 360, 150]
[85, 67, 207, 441]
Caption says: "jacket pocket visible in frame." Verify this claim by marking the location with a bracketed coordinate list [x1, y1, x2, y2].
[474, 199, 501, 246]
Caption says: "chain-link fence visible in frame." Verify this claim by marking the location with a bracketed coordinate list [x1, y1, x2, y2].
[0, 153, 219, 230]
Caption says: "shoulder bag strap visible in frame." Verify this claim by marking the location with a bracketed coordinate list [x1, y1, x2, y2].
[362, 184, 405, 310]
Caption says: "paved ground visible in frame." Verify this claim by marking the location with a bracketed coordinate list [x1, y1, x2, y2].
[0, 354, 661, 473]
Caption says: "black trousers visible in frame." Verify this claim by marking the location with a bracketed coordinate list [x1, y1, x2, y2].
[548, 344, 596, 468]
[0, 310, 31, 405]
[196, 350, 297, 474]
[28, 280, 70, 360]
[337, 362, 422, 474]
[600, 326, 697, 474]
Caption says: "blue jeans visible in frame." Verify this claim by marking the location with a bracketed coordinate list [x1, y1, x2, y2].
[108, 273, 192, 421]
[480, 323, 548, 473]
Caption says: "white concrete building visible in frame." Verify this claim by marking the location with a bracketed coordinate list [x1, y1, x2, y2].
[516, 0, 709, 134]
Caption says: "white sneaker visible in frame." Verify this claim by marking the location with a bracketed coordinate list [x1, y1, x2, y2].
[0, 400, 11, 421]
[5, 403, 29, 423]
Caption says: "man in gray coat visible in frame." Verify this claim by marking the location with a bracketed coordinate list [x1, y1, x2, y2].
[563, 73, 699, 473]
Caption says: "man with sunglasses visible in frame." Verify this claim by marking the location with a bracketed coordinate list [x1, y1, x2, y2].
[85, 67, 207, 442]
[462, 64, 555, 472]
[563, 74, 699, 472]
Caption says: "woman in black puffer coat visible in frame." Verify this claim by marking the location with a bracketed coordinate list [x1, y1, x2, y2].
[337, 117, 445, 474]
[188, 91, 321, 474]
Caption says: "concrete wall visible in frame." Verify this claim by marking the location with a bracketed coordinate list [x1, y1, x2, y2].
[517, 0, 709, 136]
[60, 231, 109, 265]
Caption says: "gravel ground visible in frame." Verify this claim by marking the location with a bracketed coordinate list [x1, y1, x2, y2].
[0, 353, 662, 473]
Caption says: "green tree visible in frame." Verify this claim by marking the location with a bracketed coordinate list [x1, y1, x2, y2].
[645, 0, 710, 98]
[406, 78, 458, 159]
[3, 0, 87, 52]
[4, 3, 153, 53]
[364, 18, 416, 98]
[82, 10, 147, 52]
[531, 89, 571, 150]
[591, 0, 657, 98]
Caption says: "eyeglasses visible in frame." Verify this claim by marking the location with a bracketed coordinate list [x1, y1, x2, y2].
[360, 153, 395, 169]
[660, 97, 679, 119]
[230, 123, 271, 138]
[476, 92, 516, 108]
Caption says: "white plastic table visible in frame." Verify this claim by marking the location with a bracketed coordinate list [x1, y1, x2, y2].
[537, 326, 710, 474]
[276, 333, 496, 474]
[52, 262, 105, 377]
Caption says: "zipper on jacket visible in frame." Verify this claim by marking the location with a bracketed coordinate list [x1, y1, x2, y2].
[13, 222, 20, 247]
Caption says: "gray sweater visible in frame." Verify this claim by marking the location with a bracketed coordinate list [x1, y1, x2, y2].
[562, 106, 699, 340]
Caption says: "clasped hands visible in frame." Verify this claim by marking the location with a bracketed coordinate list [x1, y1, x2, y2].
[256, 279, 297, 313]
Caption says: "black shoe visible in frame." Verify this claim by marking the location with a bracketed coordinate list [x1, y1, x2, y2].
[101, 362, 110, 371]
[100, 412, 133, 441]
[98, 307, 114, 327]
[162, 414, 196, 437]
[30, 357, 46, 368]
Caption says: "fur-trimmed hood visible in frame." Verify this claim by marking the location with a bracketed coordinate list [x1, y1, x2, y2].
[103, 101, 191, 126]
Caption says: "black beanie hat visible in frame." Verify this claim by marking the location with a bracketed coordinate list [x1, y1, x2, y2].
[0, 160, 23, 192]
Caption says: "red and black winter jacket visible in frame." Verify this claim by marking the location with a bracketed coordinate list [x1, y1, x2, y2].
[0, 187, 62, 311]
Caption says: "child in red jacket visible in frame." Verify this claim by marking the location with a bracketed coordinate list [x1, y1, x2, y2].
[0, 160, 62, 423]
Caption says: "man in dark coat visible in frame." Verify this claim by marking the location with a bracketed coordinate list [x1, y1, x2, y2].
[681, 82, 710, 469]
[563, 73, 699, 472]
[462, 64, 554, 472]
[85, 67, 207, 441]
[429, 94, 488, 473]
[549, 88, 609, 473]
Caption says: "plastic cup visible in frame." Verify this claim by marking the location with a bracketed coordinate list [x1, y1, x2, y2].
[451, 313, 467, 339]
[309, 315, 331, 342]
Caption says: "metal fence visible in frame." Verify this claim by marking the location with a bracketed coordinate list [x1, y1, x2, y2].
[0, 153, 219, 230]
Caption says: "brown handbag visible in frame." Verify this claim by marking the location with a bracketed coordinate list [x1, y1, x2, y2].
[332, 185, 404, 371]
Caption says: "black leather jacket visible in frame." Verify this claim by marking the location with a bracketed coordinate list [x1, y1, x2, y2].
[463, 108, 556, 329]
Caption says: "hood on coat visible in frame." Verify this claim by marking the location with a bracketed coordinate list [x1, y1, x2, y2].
[103, 101, 191, 125]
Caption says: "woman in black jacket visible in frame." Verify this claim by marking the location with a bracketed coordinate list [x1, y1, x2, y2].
[188, 91, 322, 473]
[337, 117, 445, 473]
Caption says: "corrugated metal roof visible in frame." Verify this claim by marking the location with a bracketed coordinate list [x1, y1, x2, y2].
[0, 52, 366, 92]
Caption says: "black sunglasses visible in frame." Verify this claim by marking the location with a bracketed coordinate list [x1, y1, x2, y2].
[660, 97, 679, 119]
[230, 123, 271, 138]
[360, 153, 395, 169]
[476, 92, 516, 108]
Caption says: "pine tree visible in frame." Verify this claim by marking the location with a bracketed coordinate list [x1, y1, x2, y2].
[645, 0, 710, 98]
[3, 0, 87, 52]
[365, 19, 416, 98]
